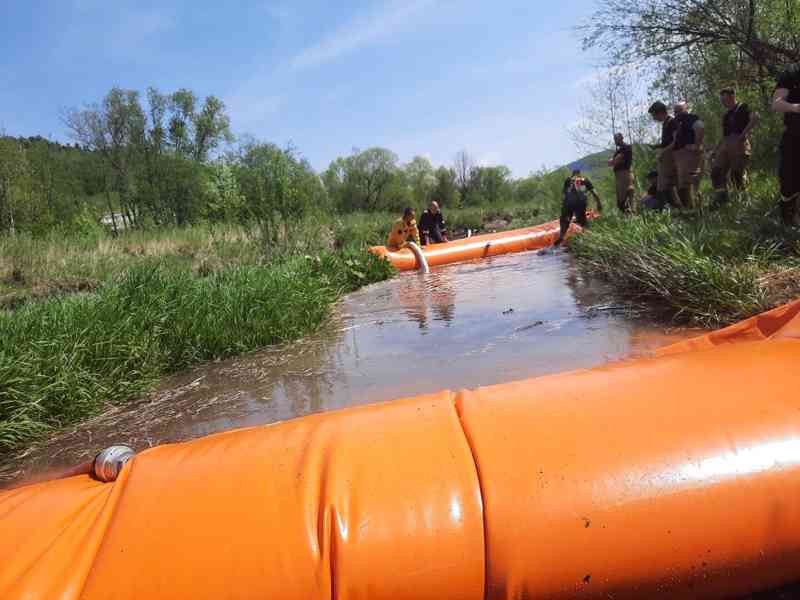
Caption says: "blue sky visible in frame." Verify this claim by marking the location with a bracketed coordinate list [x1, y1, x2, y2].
[1, 0, 604, 176]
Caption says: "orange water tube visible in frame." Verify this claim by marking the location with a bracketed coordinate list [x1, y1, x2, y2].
[369, 217, 585, 271]
[3, 300, 800, 600]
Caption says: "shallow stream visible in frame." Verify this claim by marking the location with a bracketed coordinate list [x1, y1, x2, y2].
[0, 250, 703, 485]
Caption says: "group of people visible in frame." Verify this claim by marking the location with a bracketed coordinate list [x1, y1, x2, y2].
[608, 63, 800, 227]
[554, 88, 761, 245]
[641, 90, 759, 214]
[389, 64, 800, 252]
[386, 201, 448, 251]
[606, 88, 759, 216]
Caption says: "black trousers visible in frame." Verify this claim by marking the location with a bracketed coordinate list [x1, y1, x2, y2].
[559, 193, 588, 240]
[420, 226, 445, 246]
[780, 132, 800, 225]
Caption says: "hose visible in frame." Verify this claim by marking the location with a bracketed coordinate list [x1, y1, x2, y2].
[405, 242, 430, 274]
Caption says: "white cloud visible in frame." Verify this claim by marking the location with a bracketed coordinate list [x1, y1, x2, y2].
[289, 0, 436, 71]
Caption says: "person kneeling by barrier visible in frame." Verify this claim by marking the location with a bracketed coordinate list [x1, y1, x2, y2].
[640, 170, 661, 211]
[387, 207, 429, 273]
[554, 169, 602, 247]
[418, 200, 449, 246]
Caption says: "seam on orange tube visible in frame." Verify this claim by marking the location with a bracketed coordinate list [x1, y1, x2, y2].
[75, 459, 135, 600]
[1, 484, 108, 595]
[329, 504, 338, 600]
[453, 391, 489, 600]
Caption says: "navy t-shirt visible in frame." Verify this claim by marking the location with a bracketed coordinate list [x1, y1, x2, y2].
[673, 113, 700, 150]
[722, 104, 751, 136]
[659, 116, 678, 149]
[613, 144, 633, 172]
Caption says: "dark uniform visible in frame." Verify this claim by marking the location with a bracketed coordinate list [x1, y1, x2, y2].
[417, 210, 447, 246]
[672, 112, 703, 209]
[656, 115, 679, 208]
[554, 175, 597, 246]
[612, 143, 634, 213]
[776, 65, 800, 225]
[712, 103, 752, 201]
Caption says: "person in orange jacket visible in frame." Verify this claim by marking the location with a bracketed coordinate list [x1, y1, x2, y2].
[387, 207, 421, 250]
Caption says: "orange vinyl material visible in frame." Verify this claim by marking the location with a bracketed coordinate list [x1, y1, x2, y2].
[2, 302, 800, 600]
[369, 217, 585, 271]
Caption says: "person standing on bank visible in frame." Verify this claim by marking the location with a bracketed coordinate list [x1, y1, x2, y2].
[554, 169, 602, 247]
[711, 87, 759, 208]
[672, 102, 706, 210]
[609, 133, 635, 213]
[648, 101, 680, 210]
[418, 200, 449, 246]
[772, 63, 800, 226]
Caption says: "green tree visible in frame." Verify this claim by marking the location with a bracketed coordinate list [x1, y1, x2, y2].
[235, 142, 328, 249]
[323, 148, 406, 212]
[453, 150, 475, 205]
[64, 86, 234, 229]
[405, 156, 436, 207]
[204, 161, 245, 223]
[0, 137, 28, 234]
[432, 166, 459, 207]
[582, 0, 800, 75]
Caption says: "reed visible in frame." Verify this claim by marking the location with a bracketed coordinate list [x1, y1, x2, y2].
[0, 250, 393, 452]
[570, 176, 800, 326]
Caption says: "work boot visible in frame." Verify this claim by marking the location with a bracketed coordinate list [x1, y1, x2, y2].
[711, 191, 729, 211]
[678, 187, 694, 210]
[657, 189, 678, 211]
[668, 187, 681, 210]
[781, 196, 799, 226]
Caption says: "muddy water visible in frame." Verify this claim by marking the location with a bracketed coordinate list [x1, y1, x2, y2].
[1, 251, 703, 485]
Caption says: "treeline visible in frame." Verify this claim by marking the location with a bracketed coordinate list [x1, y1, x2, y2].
[0, 87, 551, 239]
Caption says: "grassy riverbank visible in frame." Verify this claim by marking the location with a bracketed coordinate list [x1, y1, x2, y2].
[0, 202, 556, 453]
[570, 175, 800, 326]
[0, 251, 393, 452]
[0, 203, 553, 310]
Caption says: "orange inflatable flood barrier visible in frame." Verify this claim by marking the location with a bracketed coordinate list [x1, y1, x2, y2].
[3, 299, 800, 600]
[369, 217, 584, 271]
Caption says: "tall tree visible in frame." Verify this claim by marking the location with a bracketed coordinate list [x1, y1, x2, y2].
[64, 87, 146, 228]
[453, 150, 475, 206]
[569, 66, 655, 153]
[582, 0, 800, 77]
[432, 166, 459, 207]
[405, 156, 436, 206]
[323, 148, 404, 211]
[0, 137, 28, 234]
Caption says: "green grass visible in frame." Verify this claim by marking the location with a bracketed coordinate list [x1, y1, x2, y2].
[0, 198, 564, 453]
[0, 200, 557, 453]
[0, 204, 554, 309]
[569, 175, 800, 326]
[0, 250, 393, 452]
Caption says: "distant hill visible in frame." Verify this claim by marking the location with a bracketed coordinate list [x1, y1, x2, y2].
[566, 149, 614, 174]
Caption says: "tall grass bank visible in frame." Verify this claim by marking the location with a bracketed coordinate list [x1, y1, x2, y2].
[570, 181, 800, 326]
[0, 251, 392, 452]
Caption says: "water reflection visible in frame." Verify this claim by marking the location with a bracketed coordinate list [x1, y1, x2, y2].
[0, 251, 702, 485]
[397, 270, 457, 330]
